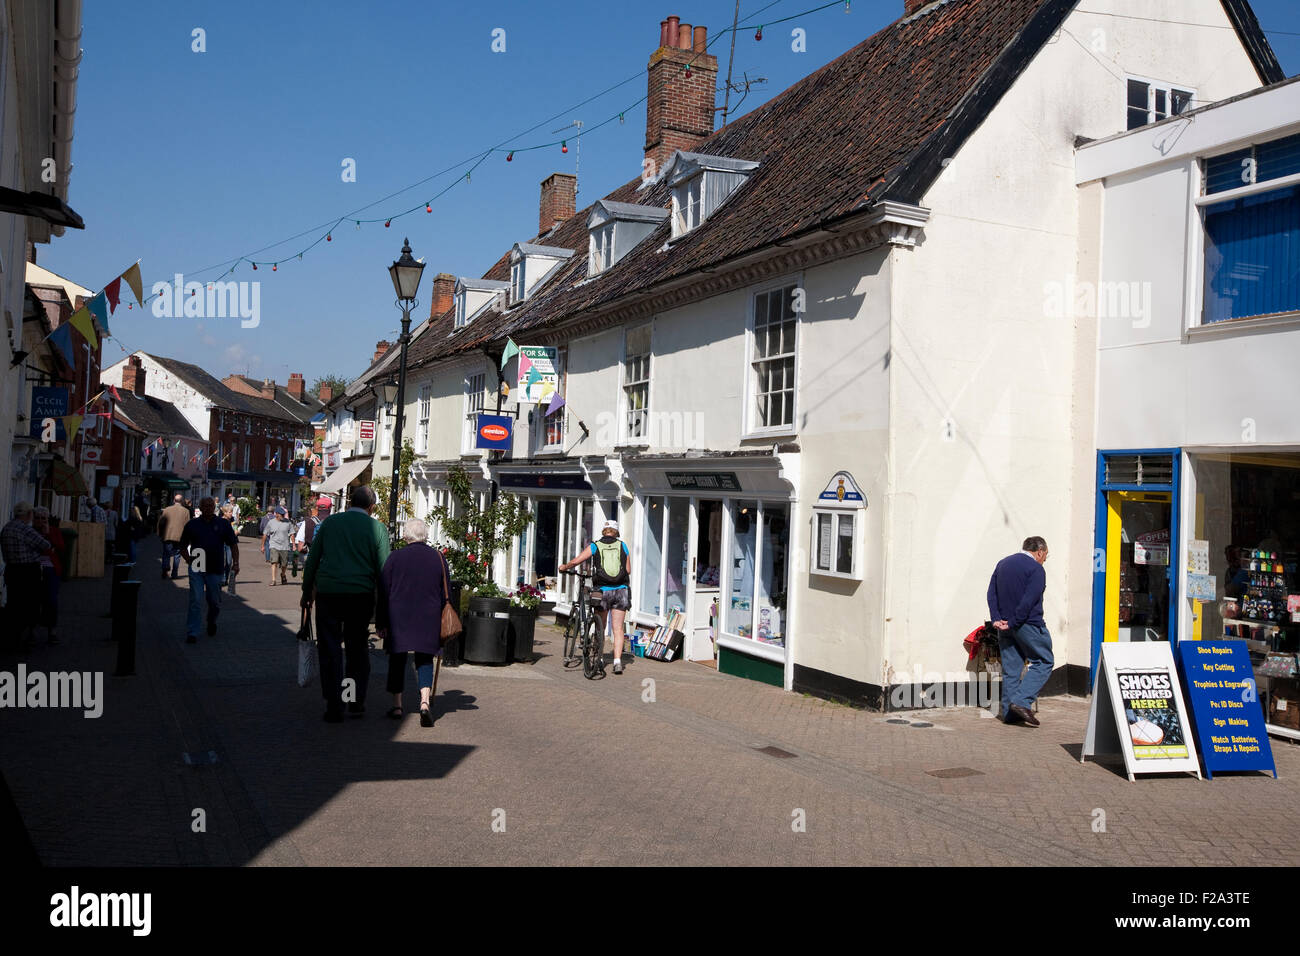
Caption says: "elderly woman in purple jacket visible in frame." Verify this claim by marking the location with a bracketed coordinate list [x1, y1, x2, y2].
[377, 518, 449, 727]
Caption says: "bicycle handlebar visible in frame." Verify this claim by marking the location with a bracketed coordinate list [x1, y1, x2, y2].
[559, 569, 592, 578]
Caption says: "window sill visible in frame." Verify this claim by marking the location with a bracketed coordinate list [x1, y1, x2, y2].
[1187, 310, 1300, 339]
[717, 632, 786, 662]
[740, 429, 798, 443]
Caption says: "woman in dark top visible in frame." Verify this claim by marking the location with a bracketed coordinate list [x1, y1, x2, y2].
[377, 518, 448, 727]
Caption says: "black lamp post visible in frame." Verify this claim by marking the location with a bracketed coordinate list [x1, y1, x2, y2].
[385, 238, 425, 538]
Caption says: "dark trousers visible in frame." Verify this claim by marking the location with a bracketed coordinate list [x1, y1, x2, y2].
[386, 652, 435, 694]
[315, 592, 375, 712]
[3, 563, 40, 644]
[162, 540, 182, 576]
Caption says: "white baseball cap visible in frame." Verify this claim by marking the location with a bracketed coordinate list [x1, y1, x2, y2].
[602, 518, 619, 533]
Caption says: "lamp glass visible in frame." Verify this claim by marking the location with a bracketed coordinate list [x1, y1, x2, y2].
[388, 237, 425, 301]
[379, 381, 399, 405]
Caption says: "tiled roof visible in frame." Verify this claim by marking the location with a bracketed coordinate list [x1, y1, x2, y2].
[230, 374, 324, 423]
[113, 390, 203, 440]
[144, 353, 311, 427]
[396, 0, 1281, 377]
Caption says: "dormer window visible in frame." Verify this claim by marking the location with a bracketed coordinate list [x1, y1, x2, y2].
[508, 242, 574, 305]
[663, 151, 759, 240]
[454, 277, 510, 330]
[586, 201, 669, 276]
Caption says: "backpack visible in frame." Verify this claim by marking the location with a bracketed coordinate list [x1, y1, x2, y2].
[591, 536, 629, 587]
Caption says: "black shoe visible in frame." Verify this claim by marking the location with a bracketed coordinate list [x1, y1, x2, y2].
[171, 572, 179, 579]
[207, 617, 218, 636]
[323, 709, 344, 723]
[347, 702, 365, 718]
[420, 708, 433, 727]
[185, 634, 198, 644]
[1008, 704, 1040, 727]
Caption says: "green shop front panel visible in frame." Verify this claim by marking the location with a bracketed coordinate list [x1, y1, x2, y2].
[718, 646, 783, 687]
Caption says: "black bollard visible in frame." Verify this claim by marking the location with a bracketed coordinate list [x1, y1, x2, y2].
[108, 561, 134, 623]
[113, 579, 141, 676]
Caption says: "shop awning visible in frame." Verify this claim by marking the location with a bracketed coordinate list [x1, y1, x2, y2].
[142, 471, 192, 491]
[317, 457, 372, 497]
[0, 186, 84, 229]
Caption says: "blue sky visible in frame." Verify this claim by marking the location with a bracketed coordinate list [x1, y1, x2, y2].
[43, 0, 1300, 387]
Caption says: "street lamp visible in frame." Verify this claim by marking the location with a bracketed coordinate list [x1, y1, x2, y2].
[384, 238, 425, 538]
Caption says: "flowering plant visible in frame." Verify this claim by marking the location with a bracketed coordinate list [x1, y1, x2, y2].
[427, 463, 533, 595]
[511, 583, 543, 611]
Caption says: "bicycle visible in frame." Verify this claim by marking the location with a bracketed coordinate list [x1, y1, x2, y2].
[560, 570, 605, 679]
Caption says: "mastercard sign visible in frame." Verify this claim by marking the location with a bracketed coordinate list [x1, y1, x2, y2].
[475, 414, 513, 451]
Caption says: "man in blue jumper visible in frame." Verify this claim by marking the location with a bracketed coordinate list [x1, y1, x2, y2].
[987, 536, 1053, 726]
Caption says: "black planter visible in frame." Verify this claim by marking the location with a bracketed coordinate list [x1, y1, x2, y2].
[441, 581, 465, 667]
[463, 595, 510, 664]
[507, 607, 537, 662]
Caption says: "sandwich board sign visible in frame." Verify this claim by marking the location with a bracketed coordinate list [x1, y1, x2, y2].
[1082, 642, 1201, 781]
[1177, 640, 1275, 779]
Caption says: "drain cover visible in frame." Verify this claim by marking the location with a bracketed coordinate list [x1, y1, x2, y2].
[886, 718, 911, 724]
[926, 767, 983, 778]
[754, 745, 797, 758]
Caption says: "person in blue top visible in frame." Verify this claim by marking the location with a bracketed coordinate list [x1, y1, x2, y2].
[559, 518, 632, 674]
[986, 536, 1052, 727]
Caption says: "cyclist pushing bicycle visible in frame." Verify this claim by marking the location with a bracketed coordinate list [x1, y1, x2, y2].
[558, 518, 631, 675]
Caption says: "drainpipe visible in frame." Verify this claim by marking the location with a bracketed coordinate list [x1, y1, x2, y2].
[51, 0, 83, 233]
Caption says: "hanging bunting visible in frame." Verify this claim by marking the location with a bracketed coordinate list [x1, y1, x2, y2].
[87, 293, 110, 335]
[108, 385, 122, 402]
[103, 277, 122, 312]
[500, 337, 520, 369]
[122, 263, 145, 307]
[546, 392, 566, 417]
[61, 414, 84, 437]
[68, 306, 97, 350]
[50, 323, 75, 366]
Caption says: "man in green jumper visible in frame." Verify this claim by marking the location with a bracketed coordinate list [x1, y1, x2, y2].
[301, 485, 390, 723]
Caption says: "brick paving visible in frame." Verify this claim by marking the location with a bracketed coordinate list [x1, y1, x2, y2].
[3, 537, 1300, 866]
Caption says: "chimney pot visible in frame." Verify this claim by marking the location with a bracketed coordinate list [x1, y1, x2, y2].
[666, 15, 680, 42]
[677, 23, 692, 49]
[659, 19, 669, 47]
[645, 14, 719, 172]
[693, 25, 707, 52]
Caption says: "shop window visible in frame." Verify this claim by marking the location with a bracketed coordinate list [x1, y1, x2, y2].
[695, 499, 723, 587]
[640, 497, 665, 616]
[664, 499, 690, 615]
[623, 323, 651, 441]
[1200, 133, 1300, 324]
[811, 508, 862, 580]
[545, 349, 567, 448]
[757, 505, 789, 646]
[462, 372, 485, 453]
[726, 501, 758, 637]
[1126, 78, 1193, 130]
[750, 284, 798, 432]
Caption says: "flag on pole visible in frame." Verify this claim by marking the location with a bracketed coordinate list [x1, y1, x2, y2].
[500, 337, 519, 369]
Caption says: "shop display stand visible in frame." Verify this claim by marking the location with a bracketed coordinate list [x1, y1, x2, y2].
[646, 610, 686, 661]
[1232, 550, 1300, 741]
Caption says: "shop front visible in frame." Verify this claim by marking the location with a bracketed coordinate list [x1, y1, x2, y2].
[623, 454, 795, 687]
[1094, 448, 1300, 739]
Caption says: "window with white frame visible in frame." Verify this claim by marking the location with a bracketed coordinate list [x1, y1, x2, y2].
[510, 262, 525, 305]
[417, 384, 432, 454]
[1200, 132, 1300, 324]
[463, 372, 485, 452]
[1126, 78, 1194, 130]
[750, 284, 798, 431]
[623, 323, 651, 441]
[455, 292, 467, 328]
[545, 348, 567, 448]
[243, 443, 250, 471]
[589, 223, 615, 275]
[672, 176, 702, 237]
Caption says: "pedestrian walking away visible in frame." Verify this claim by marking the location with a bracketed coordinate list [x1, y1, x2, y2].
[294, 501, 321, 578]
[157, 493, 190, 579]
[2, 502, 53, 651]
[377, 518, 448, 727]
[127, 493, 148, 564]
[987, 536, 1054, 727]
[558, 517, 632, 675]
[179, 497, 241, 644]
[301, 484, 390, 723]
[263, 506, 295, 586]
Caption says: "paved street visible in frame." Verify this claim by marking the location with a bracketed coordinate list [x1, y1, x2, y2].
[3, 539, 1299, 867]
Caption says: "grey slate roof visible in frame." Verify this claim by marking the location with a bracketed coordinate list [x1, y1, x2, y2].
[114, 390, 203, 440]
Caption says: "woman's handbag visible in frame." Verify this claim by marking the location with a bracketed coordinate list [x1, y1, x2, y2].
[440, 554, 462, 642]
[297, 607, 318, 687]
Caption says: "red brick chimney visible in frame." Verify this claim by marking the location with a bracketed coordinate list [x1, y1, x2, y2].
[121, 355, 146, 395]
[260, 378, 276, 399]
[318, 383, 334, 403]
[644, 15, 718, 176]
[429, 272, 456, 320]
[373, 340, 390, 363]
[539, 173, 577, 236]
[287, 372, 306, 402]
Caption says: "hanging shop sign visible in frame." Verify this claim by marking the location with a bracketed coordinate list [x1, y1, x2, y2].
[322, 443, 341, 471]
[358, 420, 375, 442]
[1134, 528, 1170, 566]
[475, 414, 513, 451]
[516, 346, 559, 404]
[817, 471, 866, 507]
[665, 471, 741, 492]
[30, 386, 70, 439]
[82, 447, 102, 464]
[1177, 640, 1275, 779]
[1082, 642, 1201, 781]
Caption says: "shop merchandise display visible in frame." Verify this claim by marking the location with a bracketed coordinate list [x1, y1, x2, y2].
[645, 610, 686, 661]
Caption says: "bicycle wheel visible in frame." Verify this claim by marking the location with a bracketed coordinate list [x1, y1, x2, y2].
[562, 613, 579, 667]
[583, 615, 605, 679]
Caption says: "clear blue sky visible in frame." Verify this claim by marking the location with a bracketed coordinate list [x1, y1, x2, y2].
[43, 0, 1300, 387]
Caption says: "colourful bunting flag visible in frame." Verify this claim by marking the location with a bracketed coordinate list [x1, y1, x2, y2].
[546, 392, 566, 417]
[500, 337, 520, 370]
[87, 293, 110, 335]
[526, 365, 542, 387]
[68, 306, 97, 350]
[108, 385, 122, 402]
[62, 414, 84, 436]
[50, 323, 74, 366]
[122, 263, 145, 308]
[104, 277, 122, 312]
[518, 352, 532, 377]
